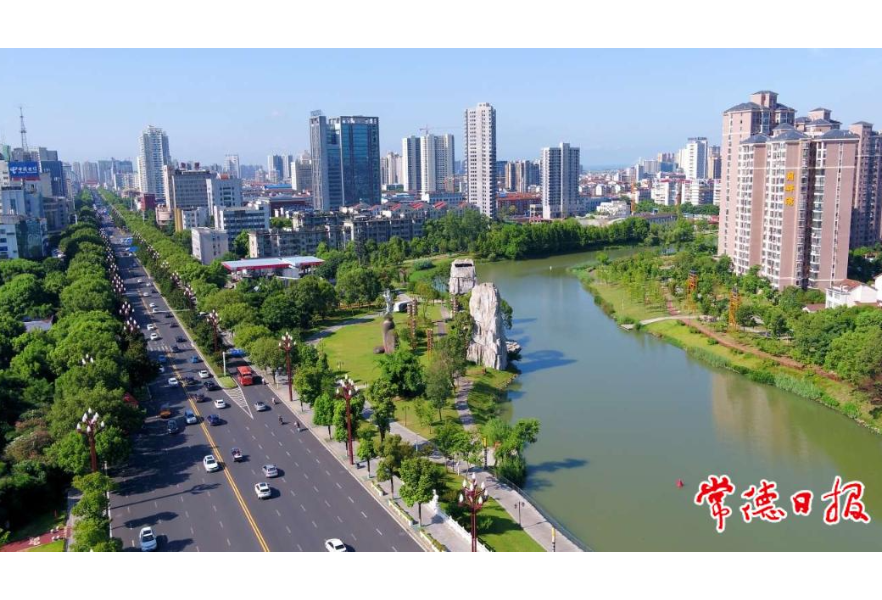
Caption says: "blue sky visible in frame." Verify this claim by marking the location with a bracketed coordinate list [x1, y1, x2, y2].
[2, 49, 882, 168]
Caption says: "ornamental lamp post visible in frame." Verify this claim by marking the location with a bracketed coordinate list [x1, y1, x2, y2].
[335, 375, 357, 465]
[76, 409, 105, 473]
[207, 310, 220, 353]
[458, 473, 489, 552]
[279, 332, 297, 406]
[81, 354, 95, 366]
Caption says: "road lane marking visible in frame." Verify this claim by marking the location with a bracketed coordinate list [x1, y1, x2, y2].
[227, 539, 231, 547]
[189, 397, 270, 552]
[286, 526, 292, 534]
[392, 546, 398, 552]
[376, 528, 383, 536]
[312, 521, 317, 529]
[324, 499, 331, 507]
[213, 505, 218, 512]
[301, 504, 306, 512]
[289, 490, 296, 497]
[271, 431, 276, 437]
[348, 496, 354, 504]
[297, 544, 303, 551]
[335, 482, 342, 489]
[336, 515, 343, 523]
[361, 511, 367, 518]
[275, 509, 281, 517]
[286, 451, 291, 457]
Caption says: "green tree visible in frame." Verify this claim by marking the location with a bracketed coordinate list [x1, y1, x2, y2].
[232, 231, 250, 258]
[376, 434, 415, 496]
[61, 275, 113, 313]
[248, 337, 285, 383]
[399, 457, 443, 525]
[371, 388, 397, 445]
[377, 348, 425, 398]
[332, 394, 365, 444]
[425, 354, 454, 421]
[313, 392, 336, 439]
[434, 419, 470, 472]
[356, 429, 378, 476]
[335, 267, 381, 305]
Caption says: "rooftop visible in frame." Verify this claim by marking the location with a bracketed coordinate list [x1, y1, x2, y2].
[221, 256, 324, 272]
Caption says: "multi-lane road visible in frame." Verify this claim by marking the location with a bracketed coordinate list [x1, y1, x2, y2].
[100, 205, 421, 552]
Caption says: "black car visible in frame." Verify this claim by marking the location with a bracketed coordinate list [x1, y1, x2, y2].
[206, 414, 221, 426]
[204, 380, 220, 391]
[175, 336, 186, 343]
[187, 392, 206, 403]
[167, 420, 180, 434]
[171, 345, 180, 353]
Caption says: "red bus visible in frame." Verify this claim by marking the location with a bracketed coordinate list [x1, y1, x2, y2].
[237, 366, 254, 386]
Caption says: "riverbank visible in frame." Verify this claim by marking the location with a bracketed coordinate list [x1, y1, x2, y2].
[572, 265, 881, 435]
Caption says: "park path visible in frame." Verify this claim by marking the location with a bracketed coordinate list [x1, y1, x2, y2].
[0, 526, 69, 552]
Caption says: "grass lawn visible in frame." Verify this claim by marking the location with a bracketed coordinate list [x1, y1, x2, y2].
[27, 539, 65, 552]
[8, 508, 66, 543]
[217, 375, 237, 389]
[392, 398, 461, 440]
[586, 278, 668, 323]
[466, 366, 517, 426]
[318, 304, 444, 385]
[439, 473, 543, 552]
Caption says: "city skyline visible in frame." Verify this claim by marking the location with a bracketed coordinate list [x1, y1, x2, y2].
[3, 49, 882, 166]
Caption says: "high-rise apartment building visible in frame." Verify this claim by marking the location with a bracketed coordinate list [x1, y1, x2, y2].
[401, 136, 421, 192]
[207, 174, 243, 216]
[137, 125, 171, 202]
[224, 154, 240, 178]
[682, 137, 708, 179]
[292, 153, 313, 193]
[267, 154, 285, 183]
[541, 143, 580, 219]
[82, 161, 99, 184]
[464, 102, 497, 218]
[847, 122, 882, 248]
[309, 112, 381, 211]
[382, 152, 401, 187]
[420, 134, 455, 193]
[164, 167, 211, 230]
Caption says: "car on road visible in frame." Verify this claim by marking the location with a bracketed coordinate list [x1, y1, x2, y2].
[254, 482, 271, 499]
[139, 527, 157, 551]
[189, 355, 200, 364]
[184, 410, 198, 425]
[167, 420, 180, 434]
[203, 455, 220, 472]
[228, 348, 246, 358]
[214, 398, 227, 409]
[176, 336, 186, 343]
[262, 464, 278, 478]
[181, 376, 196, 385]
[254, 401, 269, 412]
[165, 313, 173, 318]
[149, 302, 157, 308]
[167, 377, 179, 387]
[142, 291, 150, 297]
[158, 404, 172, 419]
[157, 354, 167, 363]
[150, 333, 159, 341]
[324, 538, 347, 552]
[151, 308, 159, 314]
[206, 414, 221, 426]
[136, 279, 143, 284]
[231, 447, 243, 462]
[170, 323, 178, 328]
[171, 345, 180, 353]
[204, 380, 220, 391]
[198, 370, 210, 379]
[158, 365, 165, 373]
[146, 323, 156, 331]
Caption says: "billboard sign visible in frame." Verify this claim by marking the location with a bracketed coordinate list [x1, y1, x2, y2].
[8, 161, 40, 180]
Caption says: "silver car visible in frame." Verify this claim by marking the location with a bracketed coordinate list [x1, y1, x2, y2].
[262, 464, 279, 478]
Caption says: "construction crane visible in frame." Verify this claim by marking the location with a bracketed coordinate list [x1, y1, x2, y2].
[419, 125, 457, 136]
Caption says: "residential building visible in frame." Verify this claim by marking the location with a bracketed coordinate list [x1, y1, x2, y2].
[651, 179, 680, 207]
[825, 275, 882, 309]
[401, 136, 421, 193]
[192, 227, 229, 265]
[464, 102, 497, 218]
[682, 137, 708, 179]
[847, 122, 882, 248]
[541, 143, 580, 219]
[267, 154, 286, 183]
[0, 215, 46, 259]
[224, 154, 240, 178]
[681, 179, 714, 206]
[82, 161, 99, 184]
[137, 126, 171, 201]
[216, 204, 271, 242]
[382, 152, 401, 187]
[164, 167, 211, 230]
[292, 153, 312, 193]
[420, 134, 455, 193]
[207, 174, 243, 215]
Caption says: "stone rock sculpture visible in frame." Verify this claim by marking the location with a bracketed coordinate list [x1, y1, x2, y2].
[449, 258, 477, 296]
[466, 282, 508, 370]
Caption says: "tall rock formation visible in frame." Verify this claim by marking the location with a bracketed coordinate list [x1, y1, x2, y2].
[467, 282, 508, 370]
[449, 258, 477, 295]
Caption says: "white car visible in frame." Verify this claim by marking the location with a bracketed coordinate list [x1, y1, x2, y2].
[146, 324, 156, 330]
[139, 527, 158, 551]
[324, 538, 347, 552]
[203, 455, 220, 472]
[158, 365, 165, 374]
[149, 302, 157, 308]
[254, 482, 271, 499]
[142, 291, 150, 297]
[152, 308, 159, 314]
[136, 279, 143, 284]
[167, 377, 179, 386]
[214, 398, 227, 409]
[198, 370, 210, 379]
[262, 464, 279, 478]
[150, 333, 159, 341]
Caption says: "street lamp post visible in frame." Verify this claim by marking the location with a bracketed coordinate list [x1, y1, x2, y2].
[76, 409, 105, 473]
[279, 332, 297, 407]
[336, 375, 357, 466]
[517, 500, 525, 526]
[458, 473, 489, 552]
[207, 310, 220, 354]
